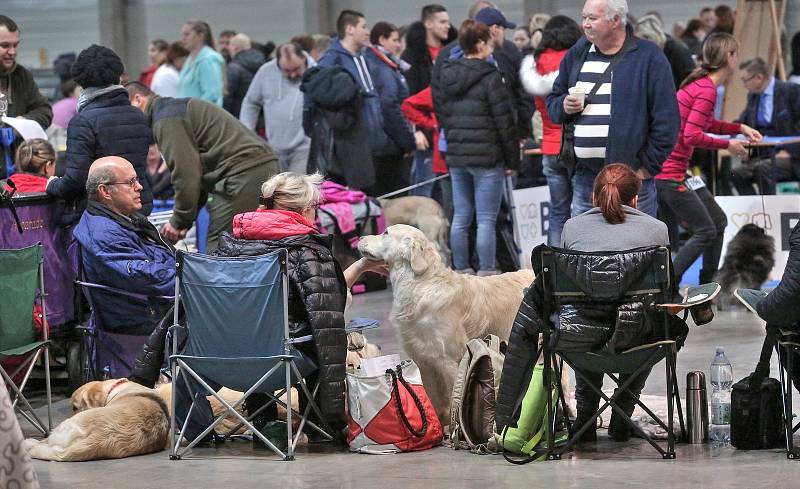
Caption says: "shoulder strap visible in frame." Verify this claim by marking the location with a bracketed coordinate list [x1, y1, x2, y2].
[450, 343, 474, 436]
[750, 327, 779, 390]
[586, 39, 633, 97]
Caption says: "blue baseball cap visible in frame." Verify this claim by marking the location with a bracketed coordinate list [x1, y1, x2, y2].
[475, 7, 516, 29]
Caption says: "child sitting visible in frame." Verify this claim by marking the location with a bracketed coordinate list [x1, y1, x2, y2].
[9, 138, 56, 192]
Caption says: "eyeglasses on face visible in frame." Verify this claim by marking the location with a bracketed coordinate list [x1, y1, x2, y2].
[103, 177, 140, 188]
[740, 73, 758, 84]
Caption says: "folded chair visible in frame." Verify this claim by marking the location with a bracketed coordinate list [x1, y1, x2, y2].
[168, 249, 333, 461]
[538, 246, 685, 460]
[0, 243, 52, 435]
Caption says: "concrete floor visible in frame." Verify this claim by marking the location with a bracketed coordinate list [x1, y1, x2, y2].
[23, 287, 800, 489]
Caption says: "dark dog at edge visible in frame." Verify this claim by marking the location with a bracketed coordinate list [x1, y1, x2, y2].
[715, 224, 775, 309]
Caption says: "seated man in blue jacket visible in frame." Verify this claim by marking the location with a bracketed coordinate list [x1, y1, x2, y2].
[73, 156, 175, 334]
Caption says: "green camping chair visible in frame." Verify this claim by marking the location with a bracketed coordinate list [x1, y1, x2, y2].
[0, 243, 52, 436]
[538, 246, 685, 460]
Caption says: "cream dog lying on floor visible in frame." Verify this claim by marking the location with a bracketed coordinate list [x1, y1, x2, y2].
[25, 379, 170, 461]
[358, 224, 535, 424]
[25, 380, 251, 461]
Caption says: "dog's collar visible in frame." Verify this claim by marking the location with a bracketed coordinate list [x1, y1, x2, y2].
[107, 379, 129, 398]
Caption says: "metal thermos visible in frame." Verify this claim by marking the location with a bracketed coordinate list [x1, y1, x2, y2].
[686, 371, 709, 444]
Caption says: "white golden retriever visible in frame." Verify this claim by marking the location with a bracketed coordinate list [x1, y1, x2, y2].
[358, 224, 534, 423]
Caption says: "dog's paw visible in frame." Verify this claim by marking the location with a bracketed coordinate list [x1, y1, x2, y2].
[22, 438, 41, 451]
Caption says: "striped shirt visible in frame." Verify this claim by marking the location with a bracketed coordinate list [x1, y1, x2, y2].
[574, 45, 613, 170]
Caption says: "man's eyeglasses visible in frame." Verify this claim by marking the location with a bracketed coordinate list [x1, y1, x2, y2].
[103, 177, 140, 188]
[740, 74, 758, 84]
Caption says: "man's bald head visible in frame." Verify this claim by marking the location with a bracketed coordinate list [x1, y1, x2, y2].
[86, 156, 143, 216]
[87, 157, 128, 197]
[276, 43, 307, 80]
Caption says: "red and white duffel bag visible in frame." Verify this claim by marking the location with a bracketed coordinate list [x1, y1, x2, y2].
[346, 360, 444, 454]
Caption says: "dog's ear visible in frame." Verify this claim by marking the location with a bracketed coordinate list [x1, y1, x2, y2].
[406, 236, 431, 275]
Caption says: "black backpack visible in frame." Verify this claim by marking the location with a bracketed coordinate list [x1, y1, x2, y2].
[730, 328, 784, 449]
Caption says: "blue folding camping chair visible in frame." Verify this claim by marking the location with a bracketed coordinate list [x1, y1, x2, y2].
[168, 249, 333, 460]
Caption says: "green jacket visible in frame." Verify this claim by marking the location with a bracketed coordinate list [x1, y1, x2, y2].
[144, 95, 278, 230]
[0, 63, 53, 130]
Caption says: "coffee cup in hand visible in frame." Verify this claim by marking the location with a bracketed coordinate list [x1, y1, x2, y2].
[568, 86, 586, 108]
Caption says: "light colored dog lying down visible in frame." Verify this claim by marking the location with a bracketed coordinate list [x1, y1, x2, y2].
[25, 379, 171, 461]
[358, 224, 535, 424]
[25, 380, 248, 462]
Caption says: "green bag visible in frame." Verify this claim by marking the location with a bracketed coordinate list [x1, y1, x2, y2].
[496, 363, 564, 462]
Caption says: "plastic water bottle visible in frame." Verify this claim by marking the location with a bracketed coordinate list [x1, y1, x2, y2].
[709, 347, 733, 447]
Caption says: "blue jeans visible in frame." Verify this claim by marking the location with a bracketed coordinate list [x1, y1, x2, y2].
[542, 155, 573, 246]
[571, 166, 658, 218]
[450, 166, 504, 271]
[411, 149, 434, 197]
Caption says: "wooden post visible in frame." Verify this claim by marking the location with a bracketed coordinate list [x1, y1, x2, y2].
[767, 0, 786, 80]
[721, 0, 786, 122]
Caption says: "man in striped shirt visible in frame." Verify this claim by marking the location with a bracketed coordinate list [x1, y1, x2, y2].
[546, 0, 680, 218]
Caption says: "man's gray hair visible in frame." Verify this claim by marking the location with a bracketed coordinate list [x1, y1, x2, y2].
[605, 0, 629, 26]
[86, 165, 117, 199]
[740, 57, 769, 77]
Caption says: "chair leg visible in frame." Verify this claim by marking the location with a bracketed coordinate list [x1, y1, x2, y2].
[1, 352, 48, 436]
[44, 344, 52, 432]
[169, 355, 180, 459]
[672, 357, 686, 443]
[289, 362, 333, 438]
[665, 348, 676, 458]
[544, 349, 557, 460]
[779, 345, 798, 459]
[285, 359, 294, 461]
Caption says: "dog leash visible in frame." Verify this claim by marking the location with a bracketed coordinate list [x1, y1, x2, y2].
[376, 174, 450, 200]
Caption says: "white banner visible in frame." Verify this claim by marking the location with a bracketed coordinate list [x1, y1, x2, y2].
[511, 186, 551, 269]
[512, 188, 798, 280]
[716, 196, 800, 281]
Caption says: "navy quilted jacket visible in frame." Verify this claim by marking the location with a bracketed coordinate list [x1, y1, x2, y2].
[47, 89, 152, 226]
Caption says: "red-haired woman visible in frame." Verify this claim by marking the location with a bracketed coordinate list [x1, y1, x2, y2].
[560, 163, 670, 442]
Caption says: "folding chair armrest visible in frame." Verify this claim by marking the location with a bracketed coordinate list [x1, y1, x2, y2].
[288, 335, 313, 345]
[77, 280, 174, 302]
[346, 317, 380, 333]
[621, 340, 676, 354]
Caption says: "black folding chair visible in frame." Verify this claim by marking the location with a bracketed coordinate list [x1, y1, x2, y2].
[538, 246, 685, 460]
[775, 330, 800, 459]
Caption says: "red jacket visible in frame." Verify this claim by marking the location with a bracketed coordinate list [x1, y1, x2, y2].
[401, 87, 447, 174]
[139, 63, 159, 87]
[9, 172, 48, 193]
[533, 49, 567, 155]
[233, 209, 319, 241]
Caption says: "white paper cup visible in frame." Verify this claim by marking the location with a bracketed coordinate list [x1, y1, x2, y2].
[568, 86, 586, 107]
